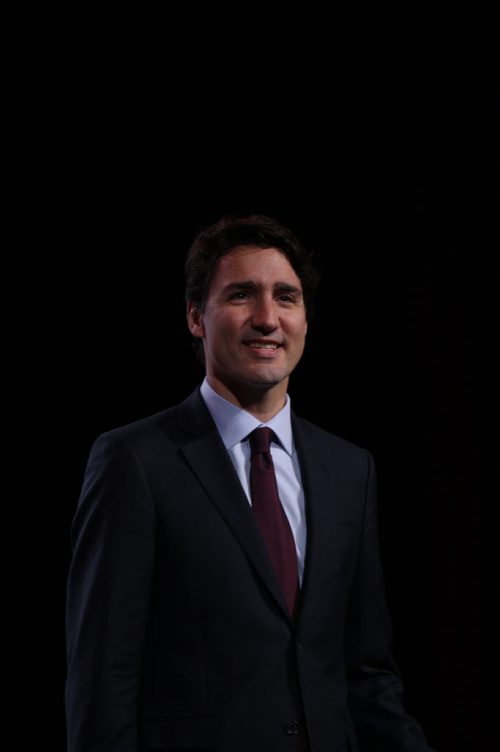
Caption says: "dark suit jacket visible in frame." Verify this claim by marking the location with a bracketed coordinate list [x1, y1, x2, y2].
[65, 388, 433, 751]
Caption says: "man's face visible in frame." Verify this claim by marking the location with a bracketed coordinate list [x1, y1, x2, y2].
[188, 245, 308, 399]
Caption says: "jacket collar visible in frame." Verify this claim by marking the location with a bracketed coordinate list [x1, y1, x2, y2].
[178, 388, 293, 623]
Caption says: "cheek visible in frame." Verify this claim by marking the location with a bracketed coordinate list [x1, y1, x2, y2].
[206, 314, 241, 344]
[295, 327, 308, 355]
[291, 319, 308, 341]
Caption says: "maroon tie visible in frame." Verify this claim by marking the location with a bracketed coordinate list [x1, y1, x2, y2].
[249, 427, 299, 617]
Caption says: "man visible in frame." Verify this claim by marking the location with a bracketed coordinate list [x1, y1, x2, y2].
[66, 215, 434, 751]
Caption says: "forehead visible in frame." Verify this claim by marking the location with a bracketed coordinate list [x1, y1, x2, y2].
[212, 245, 301, 286]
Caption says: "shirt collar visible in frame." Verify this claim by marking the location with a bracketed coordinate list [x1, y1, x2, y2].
[200, 378, 294, 455]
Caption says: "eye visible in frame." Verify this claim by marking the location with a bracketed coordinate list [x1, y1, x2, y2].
[229, 291, 250, 301]
[277, 294, 295, 303]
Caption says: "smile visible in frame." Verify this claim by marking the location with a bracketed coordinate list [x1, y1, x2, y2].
[244, 341, 282, 350]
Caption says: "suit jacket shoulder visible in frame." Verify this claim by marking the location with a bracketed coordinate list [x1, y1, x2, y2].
[292, 413, 374, 475]
[89, 388, 215, 454]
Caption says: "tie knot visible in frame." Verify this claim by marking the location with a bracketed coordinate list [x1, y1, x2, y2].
[249, 427, 273, 456]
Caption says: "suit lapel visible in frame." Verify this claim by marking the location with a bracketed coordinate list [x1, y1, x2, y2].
[178, 390, 292, 623]
[292, 415, 341, 625]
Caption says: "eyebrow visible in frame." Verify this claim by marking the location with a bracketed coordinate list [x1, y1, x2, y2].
[222, 281, 303, 297]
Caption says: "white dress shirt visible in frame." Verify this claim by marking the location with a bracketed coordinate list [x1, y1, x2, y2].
[200, 378, 307, 583]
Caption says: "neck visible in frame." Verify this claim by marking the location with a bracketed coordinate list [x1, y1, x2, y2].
[206, 376, 288, 422]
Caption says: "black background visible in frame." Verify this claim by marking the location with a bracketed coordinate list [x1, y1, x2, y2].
[16, 26, 497, 752]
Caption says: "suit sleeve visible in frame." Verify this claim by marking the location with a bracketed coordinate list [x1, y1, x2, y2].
[65, 432, 156, 752]
[345, 451, 434, 751]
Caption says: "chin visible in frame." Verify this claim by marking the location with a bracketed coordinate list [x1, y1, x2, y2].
[240, 370, 288, 389]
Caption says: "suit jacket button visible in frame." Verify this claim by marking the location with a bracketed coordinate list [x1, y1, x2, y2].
[285, 720, 299, 735]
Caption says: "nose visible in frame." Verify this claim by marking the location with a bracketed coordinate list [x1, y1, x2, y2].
[251, 294, 279, 334]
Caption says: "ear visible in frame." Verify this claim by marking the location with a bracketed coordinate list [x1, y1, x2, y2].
[187, 301, 205, 339]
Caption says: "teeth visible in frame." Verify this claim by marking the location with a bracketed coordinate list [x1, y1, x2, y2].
[249, 343, 278, 349]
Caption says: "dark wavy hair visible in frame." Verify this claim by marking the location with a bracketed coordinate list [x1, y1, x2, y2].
[185, 214, 320, 361]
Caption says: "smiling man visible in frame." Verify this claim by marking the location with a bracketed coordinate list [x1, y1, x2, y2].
[187, 244, 308, 419]
[66, 215, 434, 751]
